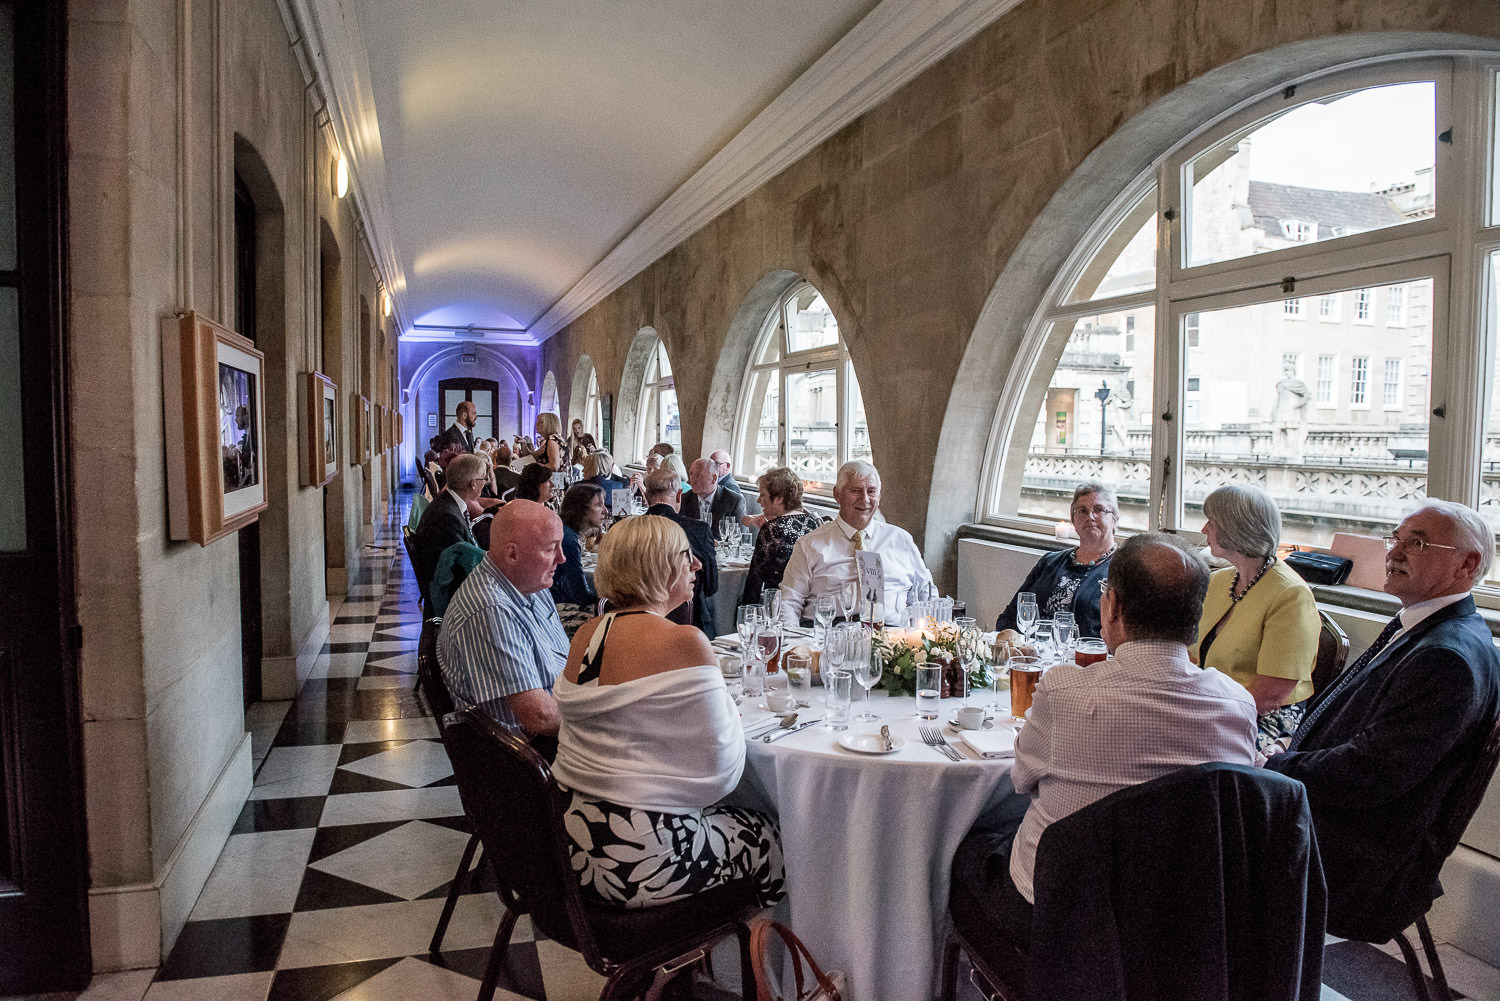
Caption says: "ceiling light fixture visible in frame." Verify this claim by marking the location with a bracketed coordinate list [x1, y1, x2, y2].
[334, 153, 349, 199]
[380, 289, 392, 318]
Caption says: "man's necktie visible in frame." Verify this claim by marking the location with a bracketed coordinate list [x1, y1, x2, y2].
[853, 530, 865, 551]
[464, 429, 474, 451]
[1287, 613, 1402, 750]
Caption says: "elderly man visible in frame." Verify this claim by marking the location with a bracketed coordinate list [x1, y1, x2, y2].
[435, 400, 479, 454]
[711, 448, 761, 516]
[777, 460, 933, 626]
[410, 452, 486, 605]
[1265, 500, 1500, 940]
[681, 457, 746, 528]
[643, 466, 719, 636]
[951, 534, 1257, 941]
[436, 500, 570, 738]
[491, 440, 520, 496]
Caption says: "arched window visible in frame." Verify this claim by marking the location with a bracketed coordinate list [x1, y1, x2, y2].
[735, 281, 871, 493]
[986, 57, 1500, 578]
[583, 364, 602, 446]
[636, 340, 680, 456]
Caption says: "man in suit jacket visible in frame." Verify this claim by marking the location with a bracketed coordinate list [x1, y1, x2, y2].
[434, 400, 479, 454]
[1266, 500, 1500, 940]
[643, 466, 719, 637]
[491, 440, 520, 497]
[711, 448, 760, 515]
[680, 458, 746, 531]
[410, 452, 486, 606]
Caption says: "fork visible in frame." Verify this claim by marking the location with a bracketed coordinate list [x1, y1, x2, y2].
[919, 725, 962, 761]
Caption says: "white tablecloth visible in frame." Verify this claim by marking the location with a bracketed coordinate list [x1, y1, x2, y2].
[713, 564, 749, 636]
[735, 695, 1020, 1001]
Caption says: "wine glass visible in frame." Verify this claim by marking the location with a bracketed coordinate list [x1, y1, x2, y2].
[850, 625, 882, 724]
[754, 620, 783, 709]
[761, 586, 781, 623]
[1016, 593, 1039, 645]
[954, 616, 979, 706]
[737, 605, 763, 696]
[813, 594, 836, 645]
[1052, 611, 1077, 658]
[988, 637, 1011, 715]
[822, 621, 849, 712]
[835, 578, 860, 622]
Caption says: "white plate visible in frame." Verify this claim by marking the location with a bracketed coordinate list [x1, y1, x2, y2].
[837, 732, 906, 755]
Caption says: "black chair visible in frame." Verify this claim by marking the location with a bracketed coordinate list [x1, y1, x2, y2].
[1310, 610, 1350, 696]
[413, 617, 485, 956]
[943, 762, 1326, 1001]
[441, 708, 760, 1001]
[401, 525, 425, 612]
[1370, 712, 1500, 1001]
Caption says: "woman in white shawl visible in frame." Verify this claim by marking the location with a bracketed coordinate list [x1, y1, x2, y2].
[552, 515, 785, 910]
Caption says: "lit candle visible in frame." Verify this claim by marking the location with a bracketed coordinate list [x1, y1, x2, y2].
[1054, 520, 1073, 539]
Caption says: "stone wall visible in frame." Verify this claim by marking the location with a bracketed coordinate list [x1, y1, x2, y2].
[539, 0, 1500, 588]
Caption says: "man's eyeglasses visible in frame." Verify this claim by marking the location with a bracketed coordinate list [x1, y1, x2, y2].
[1383, 533, 1461, 555]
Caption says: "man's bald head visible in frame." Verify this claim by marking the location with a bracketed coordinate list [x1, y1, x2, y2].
[1103, 533, 1210, 647]
[488, 500, 565, 594]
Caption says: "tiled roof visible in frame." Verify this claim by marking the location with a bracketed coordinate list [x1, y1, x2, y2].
[1248, 180, 1405, 236]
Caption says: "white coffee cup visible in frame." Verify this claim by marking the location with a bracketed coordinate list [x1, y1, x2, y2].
[765, 690, 797, 713]
[956, 705, 986, 730]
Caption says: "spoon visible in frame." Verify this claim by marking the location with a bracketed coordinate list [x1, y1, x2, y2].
[745, 713, 797, 738]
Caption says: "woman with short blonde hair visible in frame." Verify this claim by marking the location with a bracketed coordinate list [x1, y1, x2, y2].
[552, 514, 785, 910]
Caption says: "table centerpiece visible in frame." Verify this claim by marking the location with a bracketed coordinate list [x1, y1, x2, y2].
[872, 620, 993, 698]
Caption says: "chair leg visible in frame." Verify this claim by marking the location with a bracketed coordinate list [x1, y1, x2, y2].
[1393, 930, 1436, 1001]
[475, 913, 514, 1001]
[1417, 918, 1452, 1001]
[430, 831, 483, 953]
[941, 933, 963, 1001]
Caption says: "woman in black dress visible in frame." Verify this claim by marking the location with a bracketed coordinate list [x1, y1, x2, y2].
[744, 466, 822, 600]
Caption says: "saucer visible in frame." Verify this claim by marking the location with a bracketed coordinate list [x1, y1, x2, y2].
[837, 732, 906, 755]
[948, 709, 995, 729]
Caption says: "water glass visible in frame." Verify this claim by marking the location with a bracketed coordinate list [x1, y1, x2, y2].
[915, 663, 942, 719]
[739, 527, 755, 560]
[743, 659, 765, 700]
[823, 670, 852, 730]
[784, 651, 813, 707]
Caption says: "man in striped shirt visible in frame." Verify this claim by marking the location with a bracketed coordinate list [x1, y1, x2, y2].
[437, 500, 570, 737]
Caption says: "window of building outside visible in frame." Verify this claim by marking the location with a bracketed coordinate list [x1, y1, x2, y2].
[991, 59, 1500, 575]
[735, 281, 871, 493]
[636, 340, 680, 456]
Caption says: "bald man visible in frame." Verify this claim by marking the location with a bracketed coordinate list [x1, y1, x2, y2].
[437, 500, 569, 737]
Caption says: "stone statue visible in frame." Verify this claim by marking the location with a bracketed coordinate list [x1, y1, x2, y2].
[1270, 363, 1311, 456]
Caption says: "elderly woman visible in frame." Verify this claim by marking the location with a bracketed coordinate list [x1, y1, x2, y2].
[995, 482, 1120, 639]
[551, 515, 785, 909]
[1195, 484, 1318, 749]
[743, 467, 821, 600]
[552, 483, 604, 636]
[515, 461, 556, 505]
[581, 450, 640, 507]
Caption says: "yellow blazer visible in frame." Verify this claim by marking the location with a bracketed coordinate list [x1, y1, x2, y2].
[1195, 559, 1318, 705]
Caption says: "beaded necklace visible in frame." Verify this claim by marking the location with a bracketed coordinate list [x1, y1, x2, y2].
[1071, 543, 1117, 569]
[1230, 556, 1275, 603]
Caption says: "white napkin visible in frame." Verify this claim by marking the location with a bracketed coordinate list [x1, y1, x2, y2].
[958, 727, 1017, 759]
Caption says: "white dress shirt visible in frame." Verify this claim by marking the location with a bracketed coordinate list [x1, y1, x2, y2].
[777, 515, 933, 626]
[1008, 639, 1257, 902]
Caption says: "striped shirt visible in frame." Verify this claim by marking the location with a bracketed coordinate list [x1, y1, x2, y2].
[436, 555, 570, 729]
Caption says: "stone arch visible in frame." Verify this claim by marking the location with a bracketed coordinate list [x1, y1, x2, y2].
[924, 31, 1500, 587]
[703, 269, 801, 468]
[567, 353, 595, 431]
[403, 344, 531, 449]
[540, 369, 560, 416]
[616, 327, 662, 464]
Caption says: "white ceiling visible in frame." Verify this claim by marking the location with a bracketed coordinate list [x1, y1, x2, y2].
[291, 0, 1019, 344]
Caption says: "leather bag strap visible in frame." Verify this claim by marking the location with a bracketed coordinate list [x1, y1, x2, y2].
[749, 918, 841, 1001]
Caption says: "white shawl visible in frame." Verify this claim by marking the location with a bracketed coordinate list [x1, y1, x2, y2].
[552, 664, 745, 814]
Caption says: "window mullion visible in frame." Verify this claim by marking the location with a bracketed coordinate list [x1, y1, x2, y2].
[1152, 274, 1182, 532]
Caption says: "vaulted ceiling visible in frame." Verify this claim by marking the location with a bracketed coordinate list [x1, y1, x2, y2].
[289, 0, 1017, 346]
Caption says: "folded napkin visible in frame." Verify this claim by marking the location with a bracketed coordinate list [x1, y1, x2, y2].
[958, 727, 1017, 759]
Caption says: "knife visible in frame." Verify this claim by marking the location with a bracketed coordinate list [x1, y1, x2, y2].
[762, 718, 822, 742]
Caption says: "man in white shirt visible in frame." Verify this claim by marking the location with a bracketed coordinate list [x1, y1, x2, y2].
[777, 460, 933, 626]
[951, 533, 1257, 942]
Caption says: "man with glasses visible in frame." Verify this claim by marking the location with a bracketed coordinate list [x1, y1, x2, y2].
[1265, 500, 1500, 941]
[409, 452, 487, 606]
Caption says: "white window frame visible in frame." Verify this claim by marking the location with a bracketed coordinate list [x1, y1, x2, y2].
[1384, 357, 1403, 409]
[1387, 284, 1408, 325]
[1283, 298, 1302, 317]
[982, 56, 1496, 561]
[1350, 355, 1370, 406]
[1354, 288, 1374, 323]
[1316, 354, 1336, 406]
[1319, 294, 1341, 322]
[636, 341, 678, 457]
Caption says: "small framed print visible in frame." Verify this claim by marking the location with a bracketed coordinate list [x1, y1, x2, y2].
[304, 372, 338, 487]
[396, 412, 404, 446]
[373, 403, 385, 453]
[161, 311, 268, 545]
[361, 397, 372, 463]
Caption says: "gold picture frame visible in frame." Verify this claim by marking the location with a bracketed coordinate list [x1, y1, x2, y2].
[304, 371, 338, 487]
[161, 311, 268, 545]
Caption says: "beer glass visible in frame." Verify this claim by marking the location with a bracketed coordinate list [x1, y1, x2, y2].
[1009, 654, 1042, 721]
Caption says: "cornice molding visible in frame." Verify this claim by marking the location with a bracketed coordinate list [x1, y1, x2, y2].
[526, 0, 1021, 342]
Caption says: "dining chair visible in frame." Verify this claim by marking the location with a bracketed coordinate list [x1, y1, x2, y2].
[1310, 610, 1350, 696]
[413, 616, 488, 957]
[1355, 711, 1500, 1001]
[440, 708, 760, 1001]
[942, 762, 1326, 1001]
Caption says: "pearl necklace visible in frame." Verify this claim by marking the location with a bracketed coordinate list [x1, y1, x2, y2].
[1230, 556, 1274, 603]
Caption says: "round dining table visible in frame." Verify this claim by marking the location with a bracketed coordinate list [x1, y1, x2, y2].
[733, 693, 1023, 1001]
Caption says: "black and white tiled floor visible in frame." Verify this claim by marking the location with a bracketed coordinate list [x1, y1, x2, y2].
[13, 493, 1500, 1001]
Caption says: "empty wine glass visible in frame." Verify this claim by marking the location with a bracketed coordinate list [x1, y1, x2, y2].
[761, 586, 781, 623]
[753, 620, 783, 709]
[813, 594, 836, 645]
[1016, 593, 1039, 645]
[850, 625, 882, 724]
[1052, 611, 1077, 657]
[954, 616, 979, 705]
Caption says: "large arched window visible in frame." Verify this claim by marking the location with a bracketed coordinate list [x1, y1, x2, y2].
[636, 340, 680, 456]
[735, 281, 871, 493]
[986, 57, 1500, 577]
[584, 364, 602, 446]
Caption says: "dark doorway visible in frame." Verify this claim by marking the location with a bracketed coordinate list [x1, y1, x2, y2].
[234, 174, 262, 706]
[437, 377, 500, 443]
[0, 1, 91, 991]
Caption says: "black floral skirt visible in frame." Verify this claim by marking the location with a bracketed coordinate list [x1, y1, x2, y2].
[560, 790, 785, 910]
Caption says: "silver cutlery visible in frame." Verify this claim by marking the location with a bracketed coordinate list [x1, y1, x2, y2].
[745, 714, 796, 738]
[919, 725, 963, 761]
[763, 718, 822, 742]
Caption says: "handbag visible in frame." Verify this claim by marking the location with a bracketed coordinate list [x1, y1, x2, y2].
[1284, 550, 1353, 586]
[749, 918, 846, 1001]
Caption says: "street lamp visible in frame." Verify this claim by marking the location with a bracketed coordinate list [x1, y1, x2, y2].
[1095, 381, 1111, 456]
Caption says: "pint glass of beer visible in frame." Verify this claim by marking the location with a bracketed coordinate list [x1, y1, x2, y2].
[1074, 639, 1108, 667]
[1009, 655, 1042, 720]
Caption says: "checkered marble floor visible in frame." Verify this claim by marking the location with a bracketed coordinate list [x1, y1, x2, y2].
[20, 493, 1500, 1001]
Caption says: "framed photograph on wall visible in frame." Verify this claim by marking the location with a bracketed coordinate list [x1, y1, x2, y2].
[361, 397, 372, 463]
[161, 311, 268, 545]
[304, 372, 338, 487]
